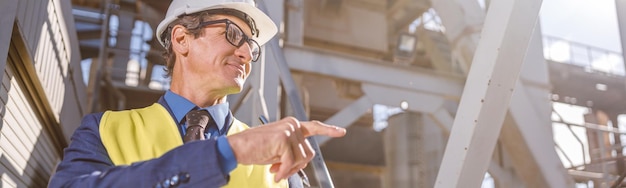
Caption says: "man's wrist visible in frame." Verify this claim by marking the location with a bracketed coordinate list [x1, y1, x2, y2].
[216, 136, 237, 174]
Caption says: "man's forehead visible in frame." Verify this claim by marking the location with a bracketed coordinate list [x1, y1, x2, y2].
[216, 14, 254, 35]
[204, 8, 257, 37]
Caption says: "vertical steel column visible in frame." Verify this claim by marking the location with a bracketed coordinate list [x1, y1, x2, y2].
[261, 0, 284, 121]
[267, 22, 333, 188]
[617, 0, 626, 74]
[286, 0, 304, 46]
[609, 112, 625, 177]
[257, 1, 334, 187]
[429, 0, 485, 74]
[89, 0, 112, 113]
[383, 112, 424, 188]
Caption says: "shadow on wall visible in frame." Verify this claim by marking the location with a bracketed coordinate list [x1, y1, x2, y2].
[0, 61, 59, 187]
[30, 0, 87, 143]
[0, 0, 87, 187]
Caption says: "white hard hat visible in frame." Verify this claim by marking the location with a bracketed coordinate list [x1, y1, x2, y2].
[156, 0, 278, 48]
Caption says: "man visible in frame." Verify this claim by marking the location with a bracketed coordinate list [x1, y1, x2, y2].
[48, 0, 346, 187]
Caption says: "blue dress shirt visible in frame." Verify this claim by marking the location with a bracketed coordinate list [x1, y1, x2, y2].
[163, 90, 237, 174]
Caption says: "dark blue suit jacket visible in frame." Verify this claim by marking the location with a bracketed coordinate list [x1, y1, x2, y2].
[48, 98, 228, 188]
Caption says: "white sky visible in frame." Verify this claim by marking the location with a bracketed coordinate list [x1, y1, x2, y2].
[540, 0, 623, 53]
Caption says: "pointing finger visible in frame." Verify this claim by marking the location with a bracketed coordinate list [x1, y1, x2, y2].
[300, 121, 346, 138]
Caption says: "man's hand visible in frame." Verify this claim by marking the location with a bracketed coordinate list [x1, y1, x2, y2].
[227, 117, 346, 182]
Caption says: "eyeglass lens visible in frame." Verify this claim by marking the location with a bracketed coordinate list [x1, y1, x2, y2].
[225, 22, 260, 61]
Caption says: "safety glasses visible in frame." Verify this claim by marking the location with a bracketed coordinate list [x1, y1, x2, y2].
[194, 19, 261, 62]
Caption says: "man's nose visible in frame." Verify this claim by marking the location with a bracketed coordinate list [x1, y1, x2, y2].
[234, 42, 252, 62]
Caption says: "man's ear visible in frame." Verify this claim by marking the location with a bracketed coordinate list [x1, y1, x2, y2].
[171, 25, 189, 55]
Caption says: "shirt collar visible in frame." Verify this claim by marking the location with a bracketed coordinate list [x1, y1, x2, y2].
[164, 90, 196, 125]
[163, 90, 231, 131]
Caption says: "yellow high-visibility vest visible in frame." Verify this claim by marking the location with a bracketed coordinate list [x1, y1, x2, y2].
[99, 103, 287, 188]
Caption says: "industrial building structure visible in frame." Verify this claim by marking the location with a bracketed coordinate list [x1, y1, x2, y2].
[1, 0, 626, 187]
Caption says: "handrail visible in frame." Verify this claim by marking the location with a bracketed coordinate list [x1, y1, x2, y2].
[543, 35, 625, 76]
[552, 108, 587, 170]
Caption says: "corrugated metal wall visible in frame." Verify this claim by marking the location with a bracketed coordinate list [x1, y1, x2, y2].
[0, 0, 85, 187]
[16, 0, 71, 122]
[0, 60, 59, 188]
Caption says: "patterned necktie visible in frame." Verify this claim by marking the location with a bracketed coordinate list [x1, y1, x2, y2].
[183, 110, 211, 143]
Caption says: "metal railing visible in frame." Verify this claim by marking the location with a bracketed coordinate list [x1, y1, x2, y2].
[543, 35, 625, 76]
[552, 107, 626, 186]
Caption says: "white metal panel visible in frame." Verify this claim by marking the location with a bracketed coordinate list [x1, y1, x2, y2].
[1, 174, 19, 188]
[17, 0, 45, 54]
[0, 0, 18, 76]
[16, 0, 74, 124]
[15, 0, 86, 143]
[0, 65, 59, 188]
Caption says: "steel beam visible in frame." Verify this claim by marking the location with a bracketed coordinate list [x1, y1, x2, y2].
[283, 45, 464, 100]
[428, 107, 454, 135]
[506, 81, 574, 187]
[434, 0, 543, 187]
[430, 0, 485, 74]
[362, 83, 444, 114]
[383, 112, 425, 188]
[260, 0, 283, 121]
[617, 0, 626, 73]
[317, 95, 373, 145]
[286, 0, 304, 45]
[260, 44, 281, 122]
[502, 22, 574, 187]
[488, 158, 524, 187]
[258, 1, 334, 186]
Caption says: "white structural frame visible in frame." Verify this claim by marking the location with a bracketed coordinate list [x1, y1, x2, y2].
[617, 0, 626, 73]
[435, 0, 545, 187]
[283, 45, 464, 99]
[232, 0, 573, 187]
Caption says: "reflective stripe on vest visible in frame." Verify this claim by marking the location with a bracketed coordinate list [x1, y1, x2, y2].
[99, 103, 287, 188]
